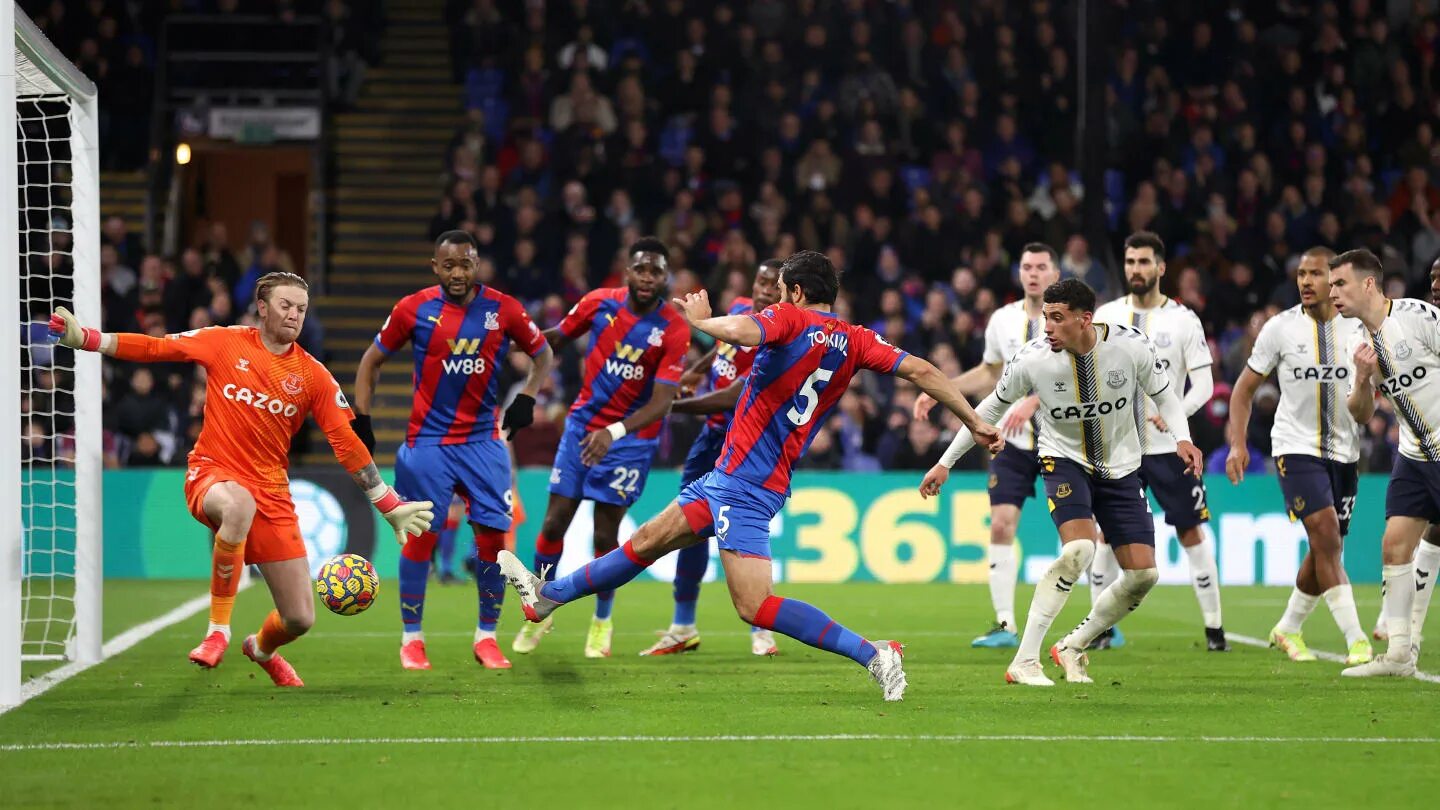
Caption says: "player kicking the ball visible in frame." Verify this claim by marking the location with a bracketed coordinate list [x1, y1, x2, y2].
[640, 259, 783, 657]
[921, 278, 1203, 686]
[517, 237, 690, 658]
[1093, 232, 1226, 651]
[49, 273, 434, 686]
[1328, 249, 1440, 677]
[499, 251, 1004, 701]
[352, 231, 554, 671]
[1225, 247, 1374, 665]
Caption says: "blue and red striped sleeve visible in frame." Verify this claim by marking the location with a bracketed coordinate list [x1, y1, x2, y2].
[654, 316, 691, 386]
[501, 294, 547, 356]
[557, 289, 607, 340]
[750, 303, 807, 346]
[375, 293, 419, 355]
[851, 324, 909, 373]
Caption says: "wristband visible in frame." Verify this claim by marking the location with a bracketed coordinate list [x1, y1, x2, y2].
[605, 422, 627, 441]
[367, 484, 402, 513]
[79, 327, 102, 352]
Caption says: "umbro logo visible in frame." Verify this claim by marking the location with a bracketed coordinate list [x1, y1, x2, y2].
[235, 358, 250, 372]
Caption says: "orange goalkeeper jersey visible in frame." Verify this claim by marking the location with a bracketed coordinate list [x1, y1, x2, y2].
[112, 326, 371, 491]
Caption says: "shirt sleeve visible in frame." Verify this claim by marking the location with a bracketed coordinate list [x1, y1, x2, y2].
[502, 296, 548, 356]
[1182, 309, 1213, 370]
[653, 321, 691, 386]
[111, 326, 223, 366]
[1138, 338, 1171, 397]
[981, 312, 1007, 366]
[750, 303, 806, 345]
[1409, 301, 1440, 355]
[308, 358, 373, 473]
[557, 289, 604, 339]
[854, 326, 909, 373]
[993, 349, 1033, 404]
[1246, 318, 1281, 376]
[374, 296, 417, 356]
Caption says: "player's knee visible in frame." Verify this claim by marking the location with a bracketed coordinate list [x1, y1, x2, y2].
[1123, 566, 1160, 595]
[990, 515, 1018, 542]
[1055, 539, 1096, 579]
[281, 609, 313, 637]
[732, 594, 766, 625]
[218, 487, 256, 531]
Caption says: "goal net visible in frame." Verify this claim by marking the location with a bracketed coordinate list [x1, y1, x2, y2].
[2, 2, 102, 707]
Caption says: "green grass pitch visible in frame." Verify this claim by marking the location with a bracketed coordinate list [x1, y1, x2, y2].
[2, 579, 1438, 809]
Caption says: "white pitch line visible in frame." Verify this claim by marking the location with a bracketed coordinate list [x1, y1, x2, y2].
[3, 733, 1438, 752]
[2, 580, 251, 716]
[1227, 633, 1440, 685]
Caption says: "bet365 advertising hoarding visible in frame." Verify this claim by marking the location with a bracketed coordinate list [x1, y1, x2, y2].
[71, 469, 1389, 585]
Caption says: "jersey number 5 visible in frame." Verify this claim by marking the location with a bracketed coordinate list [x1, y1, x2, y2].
[787, 368, 835, 426]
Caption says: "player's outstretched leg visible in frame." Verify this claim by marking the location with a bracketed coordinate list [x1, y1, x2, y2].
[721, 552, 905, 701]
[1008, 537, 1095, 686]
[473, 526, 511, 669]
[641, 540, 708, 656]
[1052, 566, 1159, 683]
[243, 558, 312, 687]
[398, 531, 438, 670]
[190, 481, 256, 669]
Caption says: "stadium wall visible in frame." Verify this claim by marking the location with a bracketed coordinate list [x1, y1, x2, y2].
[64, 470, 1391, 585]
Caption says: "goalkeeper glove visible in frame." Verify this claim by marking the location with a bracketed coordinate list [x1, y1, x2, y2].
[502, 393, 536, 439]
[351, 413, 377, 453]
[368, 485, 434, 545]
[48, 306, 102, 351]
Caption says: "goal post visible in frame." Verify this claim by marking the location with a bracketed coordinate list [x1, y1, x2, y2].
[2, 1, 102, 708]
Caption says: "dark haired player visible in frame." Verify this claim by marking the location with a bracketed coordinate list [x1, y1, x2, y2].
[353, 231, 554, 671]
[923, 278, 1203, 686]
[516, 237, 690, 658]
[499, 251, 1004, 701]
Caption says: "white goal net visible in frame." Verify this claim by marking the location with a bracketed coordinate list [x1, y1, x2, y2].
[2, 2, 101, 708]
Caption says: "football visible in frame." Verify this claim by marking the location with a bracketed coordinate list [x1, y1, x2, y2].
[315, 553, 379, 616]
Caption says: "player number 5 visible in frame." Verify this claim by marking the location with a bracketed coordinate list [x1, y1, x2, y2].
[787, 368, 835, 426]
[716, 505, 731, 539]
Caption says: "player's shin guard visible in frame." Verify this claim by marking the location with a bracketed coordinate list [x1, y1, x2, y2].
[1413, 541, 1440, 643]
[255, 610, 298, 657]
[533, 532, 563, 582]
[1062, 567, 1158, 650]
[672, 541, 709, 626]
[1183, 539, 1223, 629]
[1017, 539, 1095, 663]
[753, 595, 876, 666]
[1381, 563, 1417, 659]
[988, 542, 1017, 629]
[1276, 588, 1320, 634]
[474, 528, 506, 634]
[540, 541, 652, 604]
[208, 538, 246, 635]
[1321, 584, 1366, 646]
[399, 531, 439, 635]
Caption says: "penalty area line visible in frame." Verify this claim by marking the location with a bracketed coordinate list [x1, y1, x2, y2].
[2, 578, 253, 716]
[3, 733, 1439, 752]
[1226, 633, 1440, 684]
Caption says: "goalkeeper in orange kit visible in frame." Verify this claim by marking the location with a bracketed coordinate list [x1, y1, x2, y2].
[50, 272, 434, 687]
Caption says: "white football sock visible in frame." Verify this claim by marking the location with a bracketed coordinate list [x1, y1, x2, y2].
[1382, 563, 1416, 660]
[1015, 540, 1094, 663]
[1062, 567, 1158, 649]
[1089, 542, 1116, 609]
[474, 628, 496, 643]
[1275, 589, 1319, 634]
[669, 623, 697, 635]
[1321, 585, 1366, 646]
[402, 630, 424, 645]
[1183, 540, 1223, 628]
[989, 542, 1018, 630]
[207, 622, 232, 641]
[1412, 542, 1440, 642]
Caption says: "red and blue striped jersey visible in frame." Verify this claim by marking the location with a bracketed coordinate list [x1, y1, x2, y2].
[375, 285, 547, 446]
[703, 297, 757, 430]
[717, 303, 908, 493]
[558, 287, 690, 440]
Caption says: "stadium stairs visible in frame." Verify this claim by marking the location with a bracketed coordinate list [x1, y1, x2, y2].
[308, 0, 461, 466]
[100, 170, 147, 237]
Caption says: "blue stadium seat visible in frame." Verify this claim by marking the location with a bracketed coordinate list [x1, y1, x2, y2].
[659, 118, 693, 167]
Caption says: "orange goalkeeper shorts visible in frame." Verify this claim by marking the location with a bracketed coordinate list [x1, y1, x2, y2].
[184, 462, 306, 564]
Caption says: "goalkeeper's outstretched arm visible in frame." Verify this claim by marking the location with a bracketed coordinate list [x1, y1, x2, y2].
[50, 306, 209, 362]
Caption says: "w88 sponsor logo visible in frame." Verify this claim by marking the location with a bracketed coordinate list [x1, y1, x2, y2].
[710, 356, 738, 381]
[604, 359, 646, 380]
[442, 356, 487, 375]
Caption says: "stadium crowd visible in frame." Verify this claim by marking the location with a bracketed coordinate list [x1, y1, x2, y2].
[36, 0, 1440, 472]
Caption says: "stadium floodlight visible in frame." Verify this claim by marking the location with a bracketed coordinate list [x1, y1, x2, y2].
[2, 0, 102, 708]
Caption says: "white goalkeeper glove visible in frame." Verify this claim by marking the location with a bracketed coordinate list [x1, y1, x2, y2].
[48, 306, 102, 351]
[368, 486, 435, 545]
